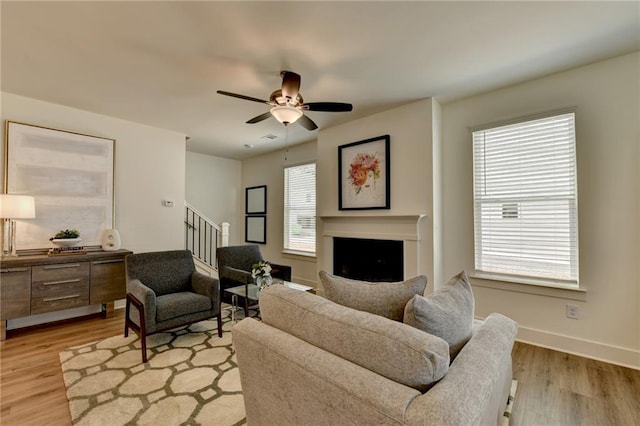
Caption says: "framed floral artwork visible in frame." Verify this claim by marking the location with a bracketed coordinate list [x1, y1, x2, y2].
[338, 135, 390, 210]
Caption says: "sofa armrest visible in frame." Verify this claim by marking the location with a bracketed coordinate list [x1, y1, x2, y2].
[126, 278, 157, 328]
[233, 318, 420, 426]
[405, 313, 518, 425]
[221, 266, 253, 285]
[191, 271, 221, 307]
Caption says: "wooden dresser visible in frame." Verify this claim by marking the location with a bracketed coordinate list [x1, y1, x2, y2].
[0, 249, 132, 339]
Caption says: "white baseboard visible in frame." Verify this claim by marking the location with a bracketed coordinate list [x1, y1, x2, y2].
[516, 325, 640, 370]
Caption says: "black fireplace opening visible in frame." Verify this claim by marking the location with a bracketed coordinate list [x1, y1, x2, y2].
[333, 237, 403, 282]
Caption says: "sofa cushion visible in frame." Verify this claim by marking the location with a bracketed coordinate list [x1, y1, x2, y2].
[403, 270, 475, 360]
[259, 285, 449, 392]
[319, 271, 428, 321]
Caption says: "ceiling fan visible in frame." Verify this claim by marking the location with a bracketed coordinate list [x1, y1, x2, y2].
[217, 71, 353, 131]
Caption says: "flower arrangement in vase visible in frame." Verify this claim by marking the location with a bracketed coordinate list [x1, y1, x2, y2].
[251, 260, 273, 290]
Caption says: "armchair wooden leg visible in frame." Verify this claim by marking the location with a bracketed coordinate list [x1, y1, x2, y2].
[124, 297, 130, 338]
[125, 293, 149, 363]
[217, 312, 223, 337]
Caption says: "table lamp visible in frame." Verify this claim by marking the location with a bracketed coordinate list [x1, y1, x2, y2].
[0, 194, 36, 257]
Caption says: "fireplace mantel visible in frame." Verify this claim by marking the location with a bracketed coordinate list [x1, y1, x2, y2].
[320, 214, 427, 240]
[319, 214, 428, 279]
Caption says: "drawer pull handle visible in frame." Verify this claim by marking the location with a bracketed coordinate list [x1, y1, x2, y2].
[92, 260, 124, 265]
[1, 267, 29, 273]
[43, 278, 82, 286]
[43, 264, 81, 270]
[43, 294, 80, 302]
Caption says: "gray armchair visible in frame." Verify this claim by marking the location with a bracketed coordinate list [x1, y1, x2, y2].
[216, 245, 292, 312]
[125, 250, 222, 362]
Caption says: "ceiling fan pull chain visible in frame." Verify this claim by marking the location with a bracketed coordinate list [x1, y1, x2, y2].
[284, 124, 289, 162]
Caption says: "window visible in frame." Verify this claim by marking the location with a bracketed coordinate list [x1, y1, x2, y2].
[284, 163, 316, 255]
[472, 112, 578, 285]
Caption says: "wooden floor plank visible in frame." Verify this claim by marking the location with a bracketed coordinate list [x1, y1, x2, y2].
[1, 312, 640, 425]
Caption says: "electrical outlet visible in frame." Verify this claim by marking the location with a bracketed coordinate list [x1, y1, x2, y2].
[566, 304, 580, 319]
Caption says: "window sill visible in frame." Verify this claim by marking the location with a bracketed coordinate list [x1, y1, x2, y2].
[282, 250, 317, 262]
[470, 272, 587, 301]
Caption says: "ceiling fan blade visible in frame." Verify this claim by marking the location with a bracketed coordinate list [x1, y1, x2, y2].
[216, 90, 269, 104]
[304, 102, 353, 112]
[297, 114, 318, 131]
[246, 111, 273, 124]
[281, 71, 301, 102]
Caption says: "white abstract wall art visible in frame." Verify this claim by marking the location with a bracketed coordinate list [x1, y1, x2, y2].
[4, 121, 115, 250]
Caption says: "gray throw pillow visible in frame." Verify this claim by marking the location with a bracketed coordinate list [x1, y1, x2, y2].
[319, 271, 428, 322]
[403, 270, 475, 360]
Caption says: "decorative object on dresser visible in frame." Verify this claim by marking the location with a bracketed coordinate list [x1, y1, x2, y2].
[101, 228, 121, 251]
[48, 228, 85, 255]
[0, 249, 132, 340]
[338, 134, 390, 210]
[0, 194, 36, 257]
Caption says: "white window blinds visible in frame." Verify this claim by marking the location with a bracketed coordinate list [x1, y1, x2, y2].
[472, 112, 578, 284]
[284, 163, 316, 255]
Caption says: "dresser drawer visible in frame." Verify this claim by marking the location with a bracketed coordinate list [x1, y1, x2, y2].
[32, 262, 90, 298]
[31, 279, 89, 298]
[31, 292, 89, 315]
[32, 262, 90, 282]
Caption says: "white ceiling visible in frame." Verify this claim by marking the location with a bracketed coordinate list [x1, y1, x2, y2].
[2, 1, 638, 160]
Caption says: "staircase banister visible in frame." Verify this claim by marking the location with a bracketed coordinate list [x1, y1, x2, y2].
[184, 201, 222, 233]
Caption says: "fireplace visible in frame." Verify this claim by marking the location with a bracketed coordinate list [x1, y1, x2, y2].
[320, 214, 427, 283]
[333, 237, 403, 282]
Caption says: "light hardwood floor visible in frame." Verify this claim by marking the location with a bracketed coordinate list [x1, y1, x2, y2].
[1, 310, 639, 425]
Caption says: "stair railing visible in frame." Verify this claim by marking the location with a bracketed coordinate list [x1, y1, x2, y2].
[185, 202, 227, 271]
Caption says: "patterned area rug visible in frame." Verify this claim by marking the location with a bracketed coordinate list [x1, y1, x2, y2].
[501, 380, 518, 425]
[59, 309, 248, 426]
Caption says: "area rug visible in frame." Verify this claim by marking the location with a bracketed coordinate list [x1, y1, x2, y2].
[59, 309, 249, 426]
[500, 380, 518, 426]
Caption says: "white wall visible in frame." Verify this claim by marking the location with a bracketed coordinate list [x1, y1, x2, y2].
[316, 98, 439, 283]
[1, 93, 187, 253]
[185, 151, 241, 244]
[241, 140, 318, 287]
[441, 52, 640, 368]
[1, 92, 187, 327]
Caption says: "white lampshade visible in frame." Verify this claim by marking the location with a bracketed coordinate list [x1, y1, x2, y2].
[0, 194, 36, 219]
[270, 106, 303, 125]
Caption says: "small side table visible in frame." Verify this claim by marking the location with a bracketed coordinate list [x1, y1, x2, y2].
[224, 280, 314, 322]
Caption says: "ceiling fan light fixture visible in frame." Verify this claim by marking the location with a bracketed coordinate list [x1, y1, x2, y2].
[270, 106, 303, 125]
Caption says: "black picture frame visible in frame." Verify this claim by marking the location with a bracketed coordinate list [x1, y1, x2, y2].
[245, 215, 266, 244]
[338, 135, 390, 210]
[245, 185, 267, 215]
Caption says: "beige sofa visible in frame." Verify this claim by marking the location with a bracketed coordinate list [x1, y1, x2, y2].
[232, 285, 517, 426]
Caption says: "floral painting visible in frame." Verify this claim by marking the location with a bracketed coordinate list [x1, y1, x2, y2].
[339, 135, 390, 210]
